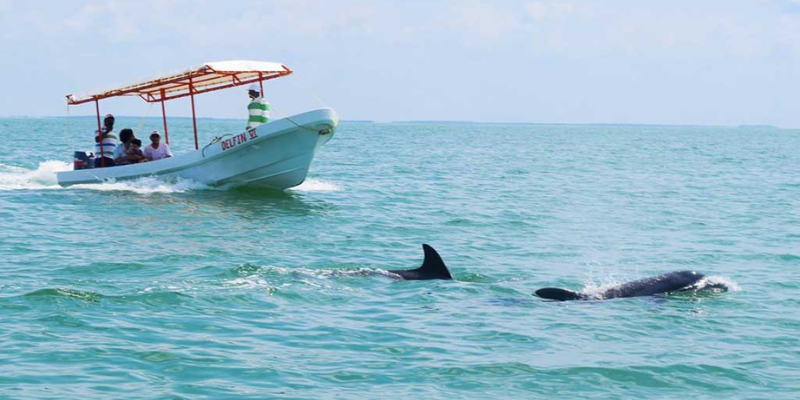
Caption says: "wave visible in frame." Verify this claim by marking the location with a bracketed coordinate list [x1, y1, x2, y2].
[0, 160, 71, 190]
[23, 287, 104, 302]
[71, 176, 211, 194]
[701, 275, 741, 292]
[0, 161, 210, 194]
[0, 161, 339, 194]
[216, 264, 399, 292]
[225, 264, 394, 280]
[290, 178, 342, 192]
[22, 287, 192, 306]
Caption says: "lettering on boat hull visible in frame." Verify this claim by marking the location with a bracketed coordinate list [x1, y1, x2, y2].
[221, 130, 259, 152]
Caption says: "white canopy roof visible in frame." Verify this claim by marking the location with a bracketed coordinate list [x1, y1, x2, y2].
[67, 60, 292, 105]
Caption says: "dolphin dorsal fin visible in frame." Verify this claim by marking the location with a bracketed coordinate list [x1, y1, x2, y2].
[535, 288, 586, 301]
[418, 244, 453, 280]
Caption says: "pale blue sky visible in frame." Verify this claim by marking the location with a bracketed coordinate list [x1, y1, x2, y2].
[1, 0, 798, 127]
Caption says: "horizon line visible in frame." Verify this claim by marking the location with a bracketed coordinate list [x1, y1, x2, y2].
[0, 115, 793, 130]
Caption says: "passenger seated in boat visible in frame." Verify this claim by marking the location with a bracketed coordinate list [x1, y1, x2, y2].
[246, 83, 269, 130]
[145, 131, 172, 161]
[94, 114, 117, 168]
[113, 128, 135, 165]
[126, 139, 145, 164]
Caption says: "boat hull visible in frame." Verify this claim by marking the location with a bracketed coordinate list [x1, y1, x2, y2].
[56, 108, 337, 190]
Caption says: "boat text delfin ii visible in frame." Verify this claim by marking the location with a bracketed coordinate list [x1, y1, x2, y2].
[58, 60, 337, 190]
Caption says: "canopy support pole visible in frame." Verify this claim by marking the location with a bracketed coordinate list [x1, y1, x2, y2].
[258, 72, 264, 95]
[189, 75, 198, 150]
[94, 98, 104, 167]
[160, 89, 169, 145]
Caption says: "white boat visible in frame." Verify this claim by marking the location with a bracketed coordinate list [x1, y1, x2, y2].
[57, 60, 337, 189]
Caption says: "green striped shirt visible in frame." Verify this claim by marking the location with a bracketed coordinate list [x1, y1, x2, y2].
[247, 97, 270, 130]
[94, 130, 118, 158]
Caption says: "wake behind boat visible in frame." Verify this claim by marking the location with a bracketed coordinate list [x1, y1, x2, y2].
[57, 60, 337, 190]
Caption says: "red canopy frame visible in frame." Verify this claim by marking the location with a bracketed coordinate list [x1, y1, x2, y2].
[67, 62, 292, 151]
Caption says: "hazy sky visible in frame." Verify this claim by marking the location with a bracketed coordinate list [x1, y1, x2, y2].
[1, 0, 798, 126]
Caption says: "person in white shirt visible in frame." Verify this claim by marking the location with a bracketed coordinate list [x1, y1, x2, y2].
[113, 128, 135, 165]
[144, 131, 172, 161]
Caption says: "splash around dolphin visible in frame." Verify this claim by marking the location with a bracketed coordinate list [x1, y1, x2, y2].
[535, 270, 729, 301]
[388, 244, 453, 280]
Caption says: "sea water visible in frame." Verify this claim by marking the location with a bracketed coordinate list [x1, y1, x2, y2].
[0, 117, 798, 399]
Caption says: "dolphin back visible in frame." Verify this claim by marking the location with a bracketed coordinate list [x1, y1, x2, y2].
[604, 270, 706, 298]
[389, 244, 453, 280]
[535, 288, 586, 301]
[536, 270, 724, 301]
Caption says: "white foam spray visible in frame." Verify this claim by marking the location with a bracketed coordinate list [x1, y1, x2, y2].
[291, 178, 342, 193]
[71, 176, 211, 194]
[700, 275, 741, 292]
[0, 161, 71, 190]
[0, 161, 209, 194]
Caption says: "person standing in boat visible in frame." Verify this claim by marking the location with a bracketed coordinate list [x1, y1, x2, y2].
[94, 114, 117, 167]
[144, 131, 172, 161]
[246, 83, 269, 130]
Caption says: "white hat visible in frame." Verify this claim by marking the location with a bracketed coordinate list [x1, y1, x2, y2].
[247, 83, 260, 93]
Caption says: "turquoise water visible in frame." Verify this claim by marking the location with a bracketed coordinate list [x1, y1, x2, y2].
[1, 117, 798, 399]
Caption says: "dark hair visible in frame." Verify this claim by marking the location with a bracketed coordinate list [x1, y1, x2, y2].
[131, 139, 142, 147]
[150, 132, 161, 138]
[119, 128, 134, 143]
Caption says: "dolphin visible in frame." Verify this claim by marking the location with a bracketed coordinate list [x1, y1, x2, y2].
[535, 270, 728, 301]
[388, 244, 453, 280]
